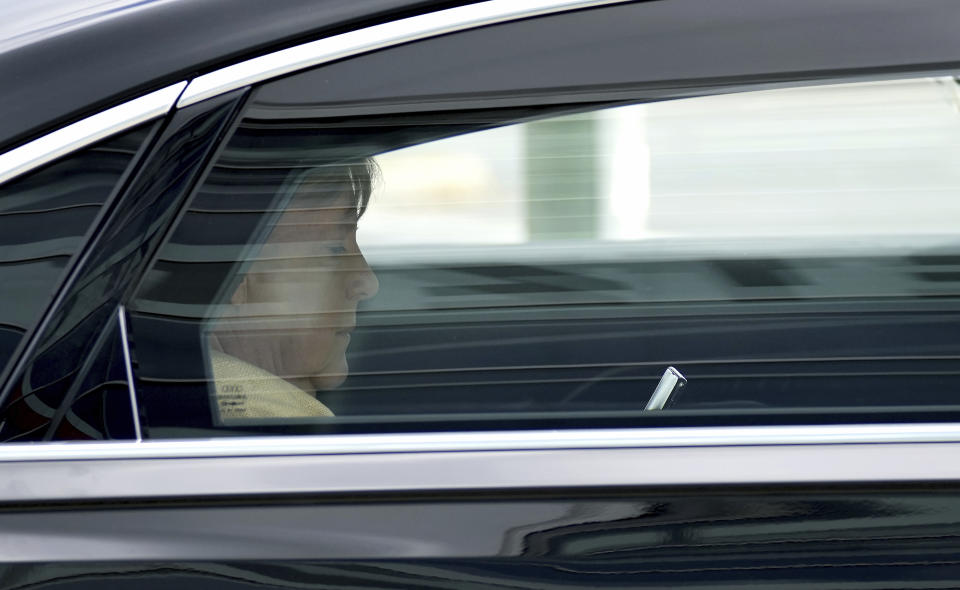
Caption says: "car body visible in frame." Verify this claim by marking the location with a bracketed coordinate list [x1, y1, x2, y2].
[2, 0, 960, 588]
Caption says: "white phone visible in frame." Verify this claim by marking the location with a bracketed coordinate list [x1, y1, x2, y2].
[645, 366, 687, 411]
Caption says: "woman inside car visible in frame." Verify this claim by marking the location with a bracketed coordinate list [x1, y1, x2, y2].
[205, 160, 380, 422]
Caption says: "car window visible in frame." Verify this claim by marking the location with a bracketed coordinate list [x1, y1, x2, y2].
[129, 75, 960, 437]
[0, 125, 151, 441]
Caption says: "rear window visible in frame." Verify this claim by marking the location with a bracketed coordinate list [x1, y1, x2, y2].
[0, 125, 151, 441]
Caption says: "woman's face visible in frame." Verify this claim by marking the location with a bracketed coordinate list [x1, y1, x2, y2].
[216, 177, 379, 392]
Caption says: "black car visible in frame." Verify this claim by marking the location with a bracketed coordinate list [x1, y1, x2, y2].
[2, 0, 960, 587]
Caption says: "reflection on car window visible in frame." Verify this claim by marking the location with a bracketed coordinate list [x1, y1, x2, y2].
[0, 125, 151, 441]
[131, 75, 960, 437]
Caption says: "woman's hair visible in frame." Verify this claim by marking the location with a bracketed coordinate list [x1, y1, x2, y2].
[194, 157, 379, 319]
[351, 158, 380, 219]
[292, 158, 379, 220]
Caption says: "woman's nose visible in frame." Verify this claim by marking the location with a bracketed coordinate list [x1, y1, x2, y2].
[347, 253, 379, 301]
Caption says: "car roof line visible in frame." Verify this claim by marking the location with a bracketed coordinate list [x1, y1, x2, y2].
[178, 0, 632, 108]
[0, 82, 185, 188]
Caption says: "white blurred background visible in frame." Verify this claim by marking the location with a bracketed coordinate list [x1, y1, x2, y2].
[361, 76, 960, 252]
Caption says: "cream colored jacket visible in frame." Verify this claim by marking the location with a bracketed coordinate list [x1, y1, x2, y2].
[209, 349, 334, 422]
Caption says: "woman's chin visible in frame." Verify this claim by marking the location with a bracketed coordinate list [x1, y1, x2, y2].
[311, 358, 349, 391]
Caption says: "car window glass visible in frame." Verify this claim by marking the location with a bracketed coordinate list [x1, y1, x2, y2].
[0, 125, 151, 441]
[130, 75, 960, 437]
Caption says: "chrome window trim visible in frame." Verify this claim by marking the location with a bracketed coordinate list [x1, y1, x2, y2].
[116, 305, 142, 442]
[0, 82, 186, 187]
[3, 423, 960, 462]
[4, 441, 960, 503]
[177, 0, 633, 108]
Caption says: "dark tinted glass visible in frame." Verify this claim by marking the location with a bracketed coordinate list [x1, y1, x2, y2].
[131, 74, 960, 438]
[0, 126, 150, 441]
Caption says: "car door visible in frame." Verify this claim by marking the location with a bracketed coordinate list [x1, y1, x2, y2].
[3, 1, 960, 589]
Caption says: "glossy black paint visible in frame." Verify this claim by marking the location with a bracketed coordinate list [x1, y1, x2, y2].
[1, 0, 960, 587]
[255, 0, 960, 116]
[0, 0, 477, 154]
[3, 486, 960, 587]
